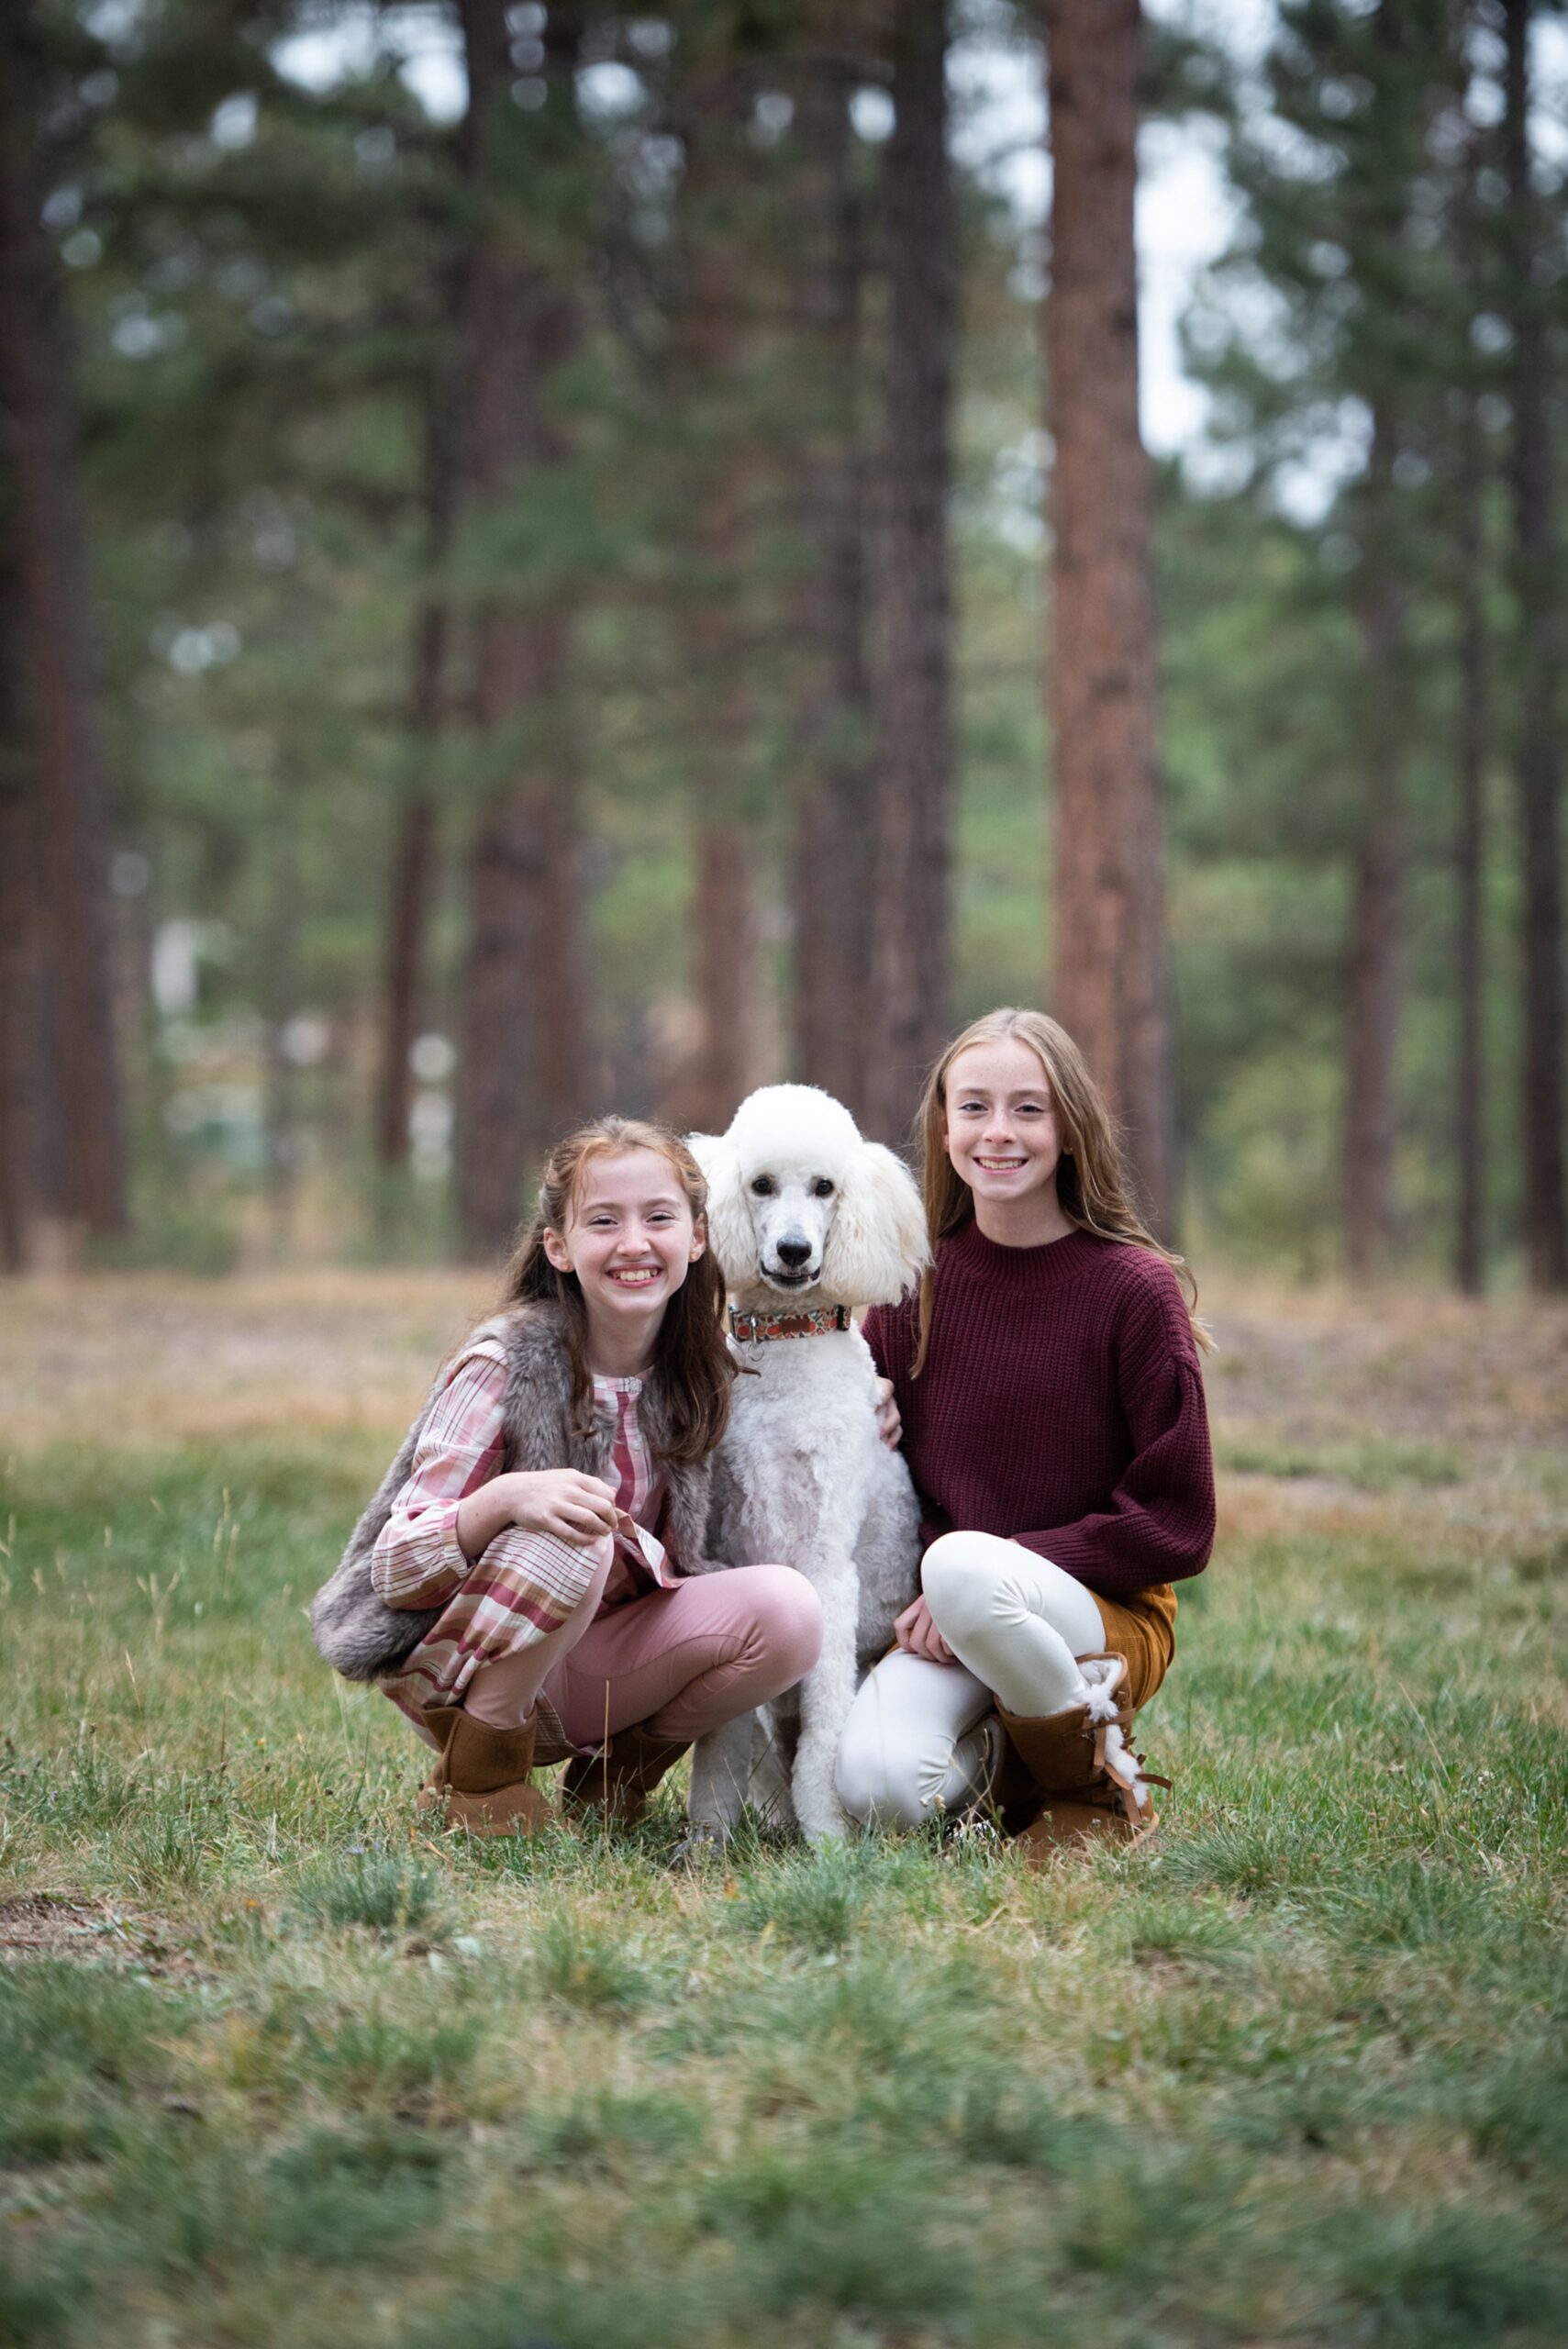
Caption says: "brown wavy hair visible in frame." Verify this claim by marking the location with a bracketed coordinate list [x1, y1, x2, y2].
[495, 1117, 735, 1464]
[910, 1007, 1211, 1375]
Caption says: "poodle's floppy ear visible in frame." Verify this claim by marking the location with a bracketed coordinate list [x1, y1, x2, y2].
[685, 1130, 751, 1291]
[822, 1141, 930, 1308]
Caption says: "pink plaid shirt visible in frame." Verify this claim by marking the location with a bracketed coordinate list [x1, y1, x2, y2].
[371, 1341, 677, 1722]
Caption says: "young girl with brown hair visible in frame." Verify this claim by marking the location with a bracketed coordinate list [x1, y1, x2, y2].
[835, 1009, 1215, 1853]
[312, 1118, 821, 1834]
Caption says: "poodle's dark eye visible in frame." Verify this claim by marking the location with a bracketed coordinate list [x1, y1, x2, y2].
[751, 1175, 776, 1197]
[811, 1178, 835, 1198]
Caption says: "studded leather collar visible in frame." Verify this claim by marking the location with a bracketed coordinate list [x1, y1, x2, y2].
[728, 1302, 853, 1343]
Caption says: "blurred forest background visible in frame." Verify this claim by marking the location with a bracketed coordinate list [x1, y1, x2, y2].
[3, 0, 1565, 1287]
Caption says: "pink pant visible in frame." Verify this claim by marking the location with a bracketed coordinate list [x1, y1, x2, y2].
[464, 1538, 822, 1751]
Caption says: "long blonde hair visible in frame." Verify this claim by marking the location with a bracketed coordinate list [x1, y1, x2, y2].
[496, 1117, 735, 1463]
[910, 1007, 1211, 1374]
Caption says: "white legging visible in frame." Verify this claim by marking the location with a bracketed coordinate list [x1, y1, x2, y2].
[836, 1531, 1108, 1830]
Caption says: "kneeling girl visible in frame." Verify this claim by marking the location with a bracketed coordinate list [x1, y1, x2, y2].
[836, 1008, 1215, 1851]
[313, 1118, 822, 1833]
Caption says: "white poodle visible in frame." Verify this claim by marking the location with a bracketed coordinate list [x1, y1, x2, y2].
[684, 1085, 929, 1844]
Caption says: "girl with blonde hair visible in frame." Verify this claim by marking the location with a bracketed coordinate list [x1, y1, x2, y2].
[313, 1118, 821, 1833]
[835, 1009, 1214, 1852]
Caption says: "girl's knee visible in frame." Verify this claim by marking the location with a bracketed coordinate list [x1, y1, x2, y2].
[482, 1526, 612, 1609]
[835, 1724, 928, 1830]
[740, 1564, 824, 1679]
[921, 1531, 1006, 1642]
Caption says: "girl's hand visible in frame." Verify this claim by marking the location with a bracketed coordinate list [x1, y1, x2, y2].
[873, 1377, 902, 1450]
[894, 1594, 955, 1665]
[506, 1470, 620, 1543]
[457, 1469, 618, 1561]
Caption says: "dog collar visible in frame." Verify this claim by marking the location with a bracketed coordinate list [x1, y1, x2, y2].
[728, 1303, 853, 1343]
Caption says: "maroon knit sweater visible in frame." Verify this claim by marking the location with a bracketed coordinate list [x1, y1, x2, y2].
[862, 1220, 1215, 1601]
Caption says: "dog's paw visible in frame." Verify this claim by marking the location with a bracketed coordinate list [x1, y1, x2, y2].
[795, 1795, 851, 1845]
[669, 1819, 728, 1867]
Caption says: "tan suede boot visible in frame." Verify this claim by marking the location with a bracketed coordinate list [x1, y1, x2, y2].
[995, 1653, 1167, 1858]
[415, 1706, 556, 1837]
[561, 1726, 691, 1828]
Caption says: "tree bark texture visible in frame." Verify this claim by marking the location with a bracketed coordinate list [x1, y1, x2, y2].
[376, 384, 459, 1171]
[1454, 390, 1487, 1295]
[0, 3, 127, 1233]
[0, 541, 64, 1268]
[661, 822, 761, 1137]
[663, 60, 767, 1139]
[790, 59, 874, 1120]
[452, 0, 588, 1257]
[1042, 0, 1173, 1231]
[864, 0, 955, 1146]
[1342, 419, 1404, 1277]
[262, 763, 302, 1254]
[1503, 0, 1567, 1289]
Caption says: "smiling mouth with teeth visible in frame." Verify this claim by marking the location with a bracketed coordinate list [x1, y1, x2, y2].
[975, 1157, 1026, 1170]
[608, 1267, 662, 1285]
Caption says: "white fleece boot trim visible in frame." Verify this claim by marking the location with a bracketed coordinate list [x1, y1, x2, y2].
[1080, 1654, 1129, 1725]
[1100, 1720, 1150, 1809]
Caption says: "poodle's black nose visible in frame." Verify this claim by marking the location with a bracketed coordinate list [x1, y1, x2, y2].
[775, 1237, 813, 1267]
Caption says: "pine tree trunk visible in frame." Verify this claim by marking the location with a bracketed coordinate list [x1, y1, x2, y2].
[451, 1, 587, 1257]
[1454, 390, 1487, 1295]
[1342, 416, 1404, 1277]
[1503, 0, 1567, 1289]
[1042, 0, 1172, 1230]
[377, 785, 439, 1170]
[0, 2, 126, 1235]
[0, 567, 61, 1268]
[681, 503, 762, 1135]
[664, 822, 760, 1138]
[790, 59, 873, 1119]
[864, 1, 955, 1146]
[664, 61, 765, 1140]
[261, 763, 302, 1254]
[0, 762, 40, 1269]
[376, 391, 458, 1171]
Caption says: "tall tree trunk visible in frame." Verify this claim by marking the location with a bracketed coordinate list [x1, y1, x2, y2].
[790, 58, 873, 1118]
[0, 2, 126, 1234]
[1343, 418, 1404, 1276]
[376, 388, 458, 1172]
[1041, 0, 1172, 1230]
[1503, 0, 1567, 1289]
[261, 762, 302, 1255]
[1454, 389, 1487, 1295]
[863, 1, 955, 1146]
[451, 1, 587, 1257]
[663, 61, 766, 1138]
[664, 822, 760, 1137]
[0, 523, 61, 1268]
[0, 755, 43, 1269]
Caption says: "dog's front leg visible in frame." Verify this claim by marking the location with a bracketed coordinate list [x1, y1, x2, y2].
[685, 1710, 756, 1849]
[791, 1560, 860, 1842]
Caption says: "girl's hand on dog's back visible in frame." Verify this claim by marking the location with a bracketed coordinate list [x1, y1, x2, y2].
[873, 1377, 902, 1451]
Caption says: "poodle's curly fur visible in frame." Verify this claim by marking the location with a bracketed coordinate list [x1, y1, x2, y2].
[685, 1085, 929, 1843]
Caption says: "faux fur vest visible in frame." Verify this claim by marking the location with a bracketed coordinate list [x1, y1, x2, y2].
[310, 1300, 717, 1683]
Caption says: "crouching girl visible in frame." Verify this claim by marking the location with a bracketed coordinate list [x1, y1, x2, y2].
[312, 1119, 822, 1834]
[836, 1008, 1215, 1854]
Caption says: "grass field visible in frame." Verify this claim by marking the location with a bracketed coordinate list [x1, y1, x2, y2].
[3, 1271, 1566, 2349]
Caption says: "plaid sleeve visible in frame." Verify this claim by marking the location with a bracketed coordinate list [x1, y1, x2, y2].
[370, 1344, 508, 1609]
